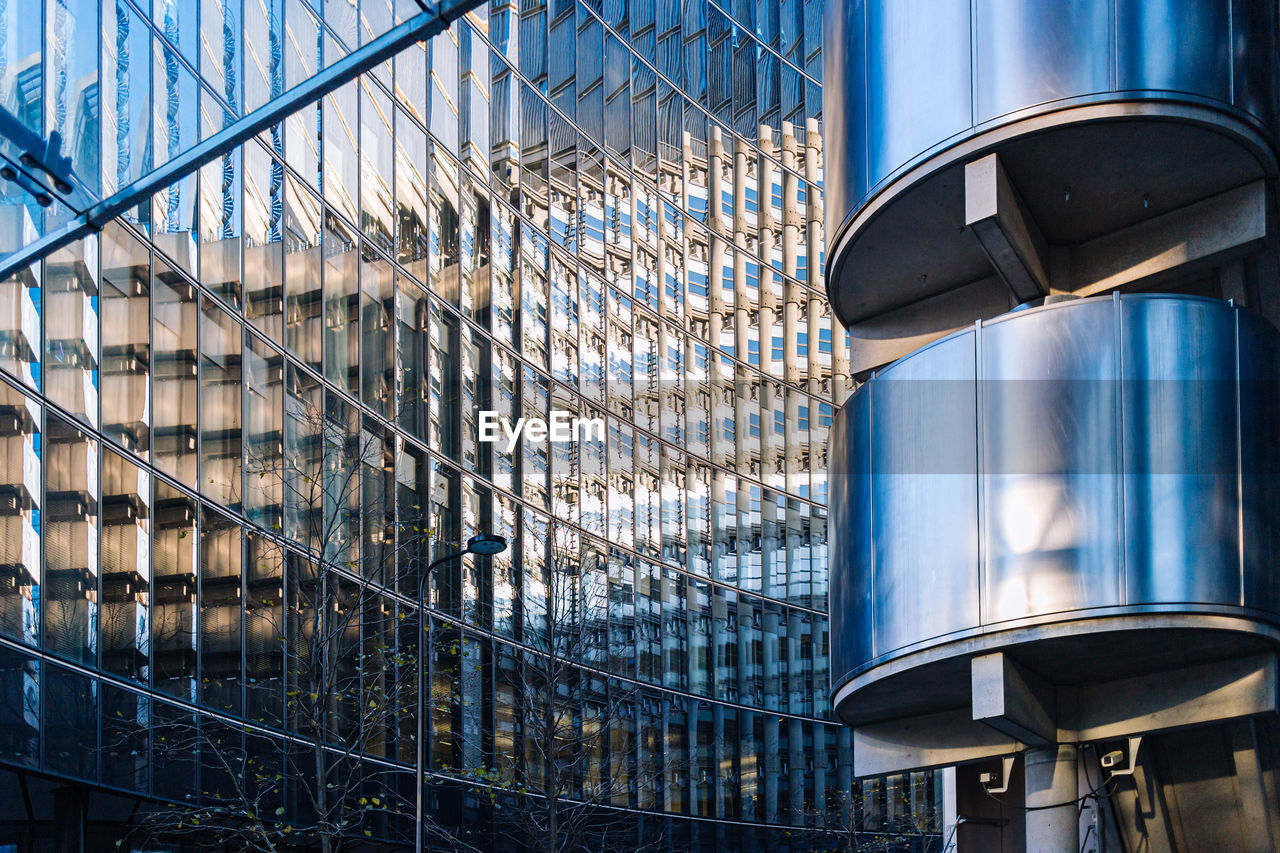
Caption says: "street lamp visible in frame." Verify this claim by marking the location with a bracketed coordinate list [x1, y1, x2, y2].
[415, 533, 508, 853]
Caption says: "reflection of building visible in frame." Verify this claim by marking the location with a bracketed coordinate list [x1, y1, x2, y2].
[0, 1, 891, 850]
[826, 1, 1280, 851]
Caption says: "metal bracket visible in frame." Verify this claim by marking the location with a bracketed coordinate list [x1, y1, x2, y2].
[1106, 735, 1143, 777]
[980, 755, 1018, 794]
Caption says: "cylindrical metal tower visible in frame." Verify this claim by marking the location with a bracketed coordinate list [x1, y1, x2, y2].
[825, 1, 1280, 849]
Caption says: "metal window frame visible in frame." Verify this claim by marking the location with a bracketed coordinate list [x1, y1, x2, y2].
[0, 0, 482, 283]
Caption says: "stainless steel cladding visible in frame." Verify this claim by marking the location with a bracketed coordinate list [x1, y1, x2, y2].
[823, 0, 1277, 236]
[828, 294, 1280, 711]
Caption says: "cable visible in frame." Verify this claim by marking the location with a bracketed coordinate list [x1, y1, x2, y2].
[983, 776, 1115, 812]
[981, 746, 1121, 813]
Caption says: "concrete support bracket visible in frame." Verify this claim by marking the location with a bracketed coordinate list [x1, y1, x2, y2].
[972, 651, 1056, 746]
[1069, 179, 1268, 295]
[964, 153, 1050, 303]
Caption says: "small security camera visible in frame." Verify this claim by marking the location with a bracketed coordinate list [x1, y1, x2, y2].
[979, 756, 1016, 794]
[1099, 736, 1142, 777]
[1099, 750, 1125, 769]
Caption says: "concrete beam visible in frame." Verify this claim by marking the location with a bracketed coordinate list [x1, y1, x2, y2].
[853, 708, 1020, 777]
[1069, 179, 1268, 295]
[846, 275, 1013, 377]
[965, 153, 1050, 303]
[1057, 652, 1278, 742]
[971, 652, 1056, 746]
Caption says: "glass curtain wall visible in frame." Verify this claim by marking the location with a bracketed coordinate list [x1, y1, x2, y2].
[0, 0, 890, 849]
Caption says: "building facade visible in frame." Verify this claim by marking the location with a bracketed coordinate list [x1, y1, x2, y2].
[0, 0, 943, 850]
[825, 1, 1280, 850]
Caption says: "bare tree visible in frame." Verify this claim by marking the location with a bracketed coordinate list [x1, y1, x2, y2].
[447, 516, 661, 853]
[790, 773, 946, 853]
[121, 393, 473, 853]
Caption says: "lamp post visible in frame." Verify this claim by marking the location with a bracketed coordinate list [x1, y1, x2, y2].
[415, 533, 507, 853]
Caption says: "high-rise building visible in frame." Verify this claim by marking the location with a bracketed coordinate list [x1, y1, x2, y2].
[826, 1, 1280, 851]
[0, 1, 936, 850]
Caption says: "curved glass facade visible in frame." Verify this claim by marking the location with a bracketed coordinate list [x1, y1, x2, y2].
[0, 0, 930, 850]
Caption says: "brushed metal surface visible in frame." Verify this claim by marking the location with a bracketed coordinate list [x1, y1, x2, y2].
[1120, 296, 1239, 606]
[981, 299, 1120, 622]
[823, 0, 1278, 245]
[865, 0, 971, 193]
[871, 330, 979, 655]
[974, 0, 1110, 124]
[1115, 0, 1230, 101]
[829, 294, 1280, 699]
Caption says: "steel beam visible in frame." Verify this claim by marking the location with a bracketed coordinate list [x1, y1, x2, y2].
[0, 0, 481, 282]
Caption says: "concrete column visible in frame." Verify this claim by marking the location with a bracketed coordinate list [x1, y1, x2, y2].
[942, 767, 959, 849]
[781, 121, 799, 282]
[1025, 744, 1080, 853]
[807, 289, 822, 393]
[762, 606, 780, 708]
[709, 234, 728, 348]
[763, 713, 780, 824]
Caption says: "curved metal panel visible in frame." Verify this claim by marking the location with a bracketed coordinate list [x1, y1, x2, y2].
[870, 331, 979, 657]
[974, 0, 1110, 124]
[1239, 308, 1280, 615]
[981, 300, 1120, 622]
[865, 0, 971, 191]
[822, 0, 868, 237]
[1121, 297, 1239, 606]
[1233, 0, 1278, 133]
[829, 295, 1280, 698]
[823, 0, 1278, 258]
[828, 391, 874, 687]
[1115, 0, 1231, 102]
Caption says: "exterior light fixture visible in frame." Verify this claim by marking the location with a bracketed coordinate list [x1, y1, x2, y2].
[414, 531, 508, 853]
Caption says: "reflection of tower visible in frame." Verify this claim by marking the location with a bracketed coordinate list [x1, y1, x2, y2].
[825, 1, 1280, 851]
[114, 1, 130, 191]
[161, 0, 180, 231]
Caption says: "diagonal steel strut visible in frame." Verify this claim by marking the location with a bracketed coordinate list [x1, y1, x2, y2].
[0, 0, 481, 282]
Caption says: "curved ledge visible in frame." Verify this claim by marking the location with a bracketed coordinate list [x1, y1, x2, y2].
[832, 610, 1280, 725]
[825, 99, 1277, 329]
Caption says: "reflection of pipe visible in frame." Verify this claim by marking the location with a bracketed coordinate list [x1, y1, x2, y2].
[163, 0, 181, 231]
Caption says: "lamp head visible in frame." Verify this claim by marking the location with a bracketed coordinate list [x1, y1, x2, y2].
[466, 533, 508, 556]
